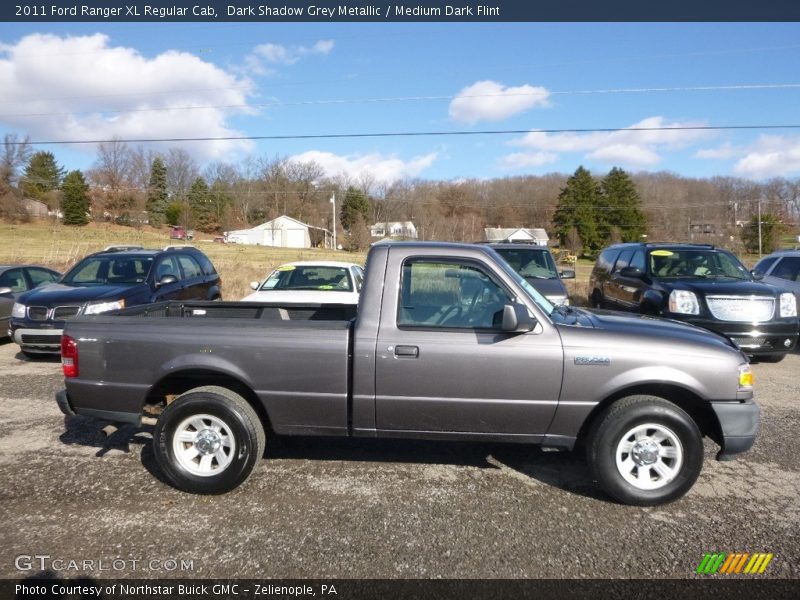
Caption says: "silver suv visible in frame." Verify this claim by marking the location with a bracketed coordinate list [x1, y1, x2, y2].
[754, 249, 800, 307]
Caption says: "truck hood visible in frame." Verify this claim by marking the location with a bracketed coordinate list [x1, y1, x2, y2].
[656, 278, 779, 297]
[524, 277, 567, 298]
[559, 307, 740, 356]
[17, 282, 134, 306]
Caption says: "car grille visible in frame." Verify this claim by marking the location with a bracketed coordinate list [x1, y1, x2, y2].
[21, 334, 61, 345]
[27, 306, 49, 321]
[706, 296, 775, 322]
[53, 306, 81, 319]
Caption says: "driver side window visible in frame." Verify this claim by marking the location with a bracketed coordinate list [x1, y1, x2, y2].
[398, 259, 512, 329]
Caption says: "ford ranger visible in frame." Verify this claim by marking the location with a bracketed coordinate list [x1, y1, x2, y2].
[56, 242, 759, 506]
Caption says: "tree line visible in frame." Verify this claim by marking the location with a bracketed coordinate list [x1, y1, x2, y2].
[1, 133, 797, 253]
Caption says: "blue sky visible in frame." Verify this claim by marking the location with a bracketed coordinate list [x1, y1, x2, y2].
[1, 22, 800, 183]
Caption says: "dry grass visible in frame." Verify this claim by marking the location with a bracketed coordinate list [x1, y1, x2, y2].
[0, 221, 367, 300]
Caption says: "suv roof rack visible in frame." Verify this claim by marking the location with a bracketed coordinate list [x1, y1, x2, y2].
[163, 244, 195, 250]
[643, 242, 716, 249]
[102, 244, 144, 252]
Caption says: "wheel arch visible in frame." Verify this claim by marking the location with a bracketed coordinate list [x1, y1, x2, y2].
[145, 368, 272, 433]
[575, 383, 721, 447]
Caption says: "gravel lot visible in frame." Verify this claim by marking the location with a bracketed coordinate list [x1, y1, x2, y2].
[0, 339, 798, 580]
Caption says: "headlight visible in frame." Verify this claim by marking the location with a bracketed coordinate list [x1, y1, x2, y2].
[779, 293, 797, 318]
[11, 302, 25, 318]
[84, 299, 125, 315]
[738, 364, 753, 390]
[668, 290, 700, 315]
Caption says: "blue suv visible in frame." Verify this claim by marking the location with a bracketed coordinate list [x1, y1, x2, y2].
[10, 245, 221, 356]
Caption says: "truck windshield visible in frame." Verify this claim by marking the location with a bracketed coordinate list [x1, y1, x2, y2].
[260, 265, 353, 292]
[649, 249, 750, 280]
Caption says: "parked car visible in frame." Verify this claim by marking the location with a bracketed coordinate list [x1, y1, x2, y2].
[489, 243, 574, 305]
[169, 226, 194, 240]
[10, 245, 220, 356]
[753, 249, 800, 307]
[242, 261, 364, 304]
[58, 242, 758, 505]
[588, 243, 798, 361]
[0, 265, 61, 337]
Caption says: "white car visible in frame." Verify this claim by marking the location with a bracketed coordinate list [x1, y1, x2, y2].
[242, 261, 364, 304]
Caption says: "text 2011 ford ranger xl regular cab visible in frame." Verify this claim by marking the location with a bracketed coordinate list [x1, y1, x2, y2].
[56, 242, 759, 506]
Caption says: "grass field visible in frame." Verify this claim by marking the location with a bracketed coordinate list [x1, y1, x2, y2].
[0, 221, 367, 300]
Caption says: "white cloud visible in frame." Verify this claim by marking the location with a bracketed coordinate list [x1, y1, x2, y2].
[509, 116, 711, 167]
[0, 33, 255, 161]
[696, 135, 800, 178]
[247, 39, 334, 72]
[288, 150, 437, 184]
[449, 80, 550, 124]
[497, 151, 558, 170]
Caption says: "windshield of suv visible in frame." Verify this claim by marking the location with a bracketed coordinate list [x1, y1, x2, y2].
[62, 256, 153, 286]
[494, 247, 559, 280]
[648, 249, 750, 280]
[259, 265, 353, 292]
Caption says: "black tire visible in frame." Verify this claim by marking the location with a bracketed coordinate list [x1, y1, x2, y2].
[586, 395, 703, 506]
[590, 289, 603, 309]
[154, 386, 265, 494]
[755, 354, 786, 363]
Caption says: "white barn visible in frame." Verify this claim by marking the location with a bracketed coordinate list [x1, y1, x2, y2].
[225, 215, 312, 248]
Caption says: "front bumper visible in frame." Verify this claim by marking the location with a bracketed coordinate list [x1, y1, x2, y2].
[673, 315, 798, 356]
[11, 327, 63, 353]
[711, 399, 760, 460]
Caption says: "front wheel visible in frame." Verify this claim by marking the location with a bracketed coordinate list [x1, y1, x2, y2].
[154, 386, 265, 494]
[586, 395, 703, 506]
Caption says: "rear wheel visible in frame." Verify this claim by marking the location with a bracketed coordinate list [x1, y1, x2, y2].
[587, 395, 703, 506]
[154, 386, 265, 494]
[756, 354, 786, 363]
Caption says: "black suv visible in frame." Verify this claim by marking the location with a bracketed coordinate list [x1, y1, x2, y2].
[10, 245, 221, 356]
[589, 243, 798, 361]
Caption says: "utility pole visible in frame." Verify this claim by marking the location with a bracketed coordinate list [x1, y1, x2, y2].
[330, 193, 336, 250]
[758, 198, 762, 257]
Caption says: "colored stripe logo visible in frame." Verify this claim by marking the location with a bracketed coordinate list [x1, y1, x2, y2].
[696, 552, 774, 574]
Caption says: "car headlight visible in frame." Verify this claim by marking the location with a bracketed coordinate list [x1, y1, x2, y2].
[11, 302, 25, 318]
[84, 299, 126, 315]
[738, 364, 753, 390]
[779, 293, 797, 318]
[668, 290, 700, 315]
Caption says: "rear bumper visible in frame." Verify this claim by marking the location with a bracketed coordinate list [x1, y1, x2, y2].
[711, 399, 760, 460]
[56, 389, 141, 426]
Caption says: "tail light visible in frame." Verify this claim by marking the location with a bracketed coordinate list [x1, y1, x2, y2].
[61, 335, 79, 378]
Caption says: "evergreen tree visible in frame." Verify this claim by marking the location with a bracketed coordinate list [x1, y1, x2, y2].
[146, 156, 168, 226]
[601, 167, 647, 242]
[340, 187, 371, 231]
[552, 166, 602, 257]
[21, 151, 65, 200]
[188, 177, 216, 232]
[742, 213, 783, 254]
[61, 170, 90, 226]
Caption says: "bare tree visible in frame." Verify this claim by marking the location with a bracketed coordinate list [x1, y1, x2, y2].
[1, 133, 33, 187]
[165, 148, 199, 202]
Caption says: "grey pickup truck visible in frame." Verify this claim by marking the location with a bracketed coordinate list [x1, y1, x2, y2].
[56, 242, 759, 506]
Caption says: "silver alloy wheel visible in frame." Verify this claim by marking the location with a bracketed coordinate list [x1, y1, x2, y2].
[614, 423, 684, 490]
[172, 414, 236, 477]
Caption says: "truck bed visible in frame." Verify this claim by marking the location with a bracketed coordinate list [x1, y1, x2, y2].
[114, 300, 358, 322]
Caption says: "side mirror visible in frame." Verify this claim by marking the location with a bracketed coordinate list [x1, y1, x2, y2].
[559, 269, 576, 280]
[751, 270, 764, 281]
[0, 287, 12, 296]
[501, 303, 535, 333]
[250, 281, 260, 290]
[155, 274, 178, 288]
[619, 266, 644, 278]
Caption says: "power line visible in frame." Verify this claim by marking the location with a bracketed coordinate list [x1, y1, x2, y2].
[4, 82, 800, 119]
[7, 124, 800, 146]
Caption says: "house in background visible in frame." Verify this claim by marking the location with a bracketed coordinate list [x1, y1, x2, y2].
[22, 198, 49, 218]
[225, 215, 313, 248]
[370, 221, 418, 239]
[484, 227, 550, 246]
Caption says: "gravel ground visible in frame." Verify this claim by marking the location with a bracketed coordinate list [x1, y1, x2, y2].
[0, 339, 798, 580]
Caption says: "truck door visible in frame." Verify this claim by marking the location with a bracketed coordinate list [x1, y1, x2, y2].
[374, 256, 562, 437]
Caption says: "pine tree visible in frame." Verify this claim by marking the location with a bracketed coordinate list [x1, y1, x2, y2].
[340, 187, 371, 231]
[552, 166, 602, 257]
[601, 167, 647, 242]
[61, 170, 90, 226]
[188, 177, 216, 232]
[146, 156, 168, 226]
[21, 151, 65, 200]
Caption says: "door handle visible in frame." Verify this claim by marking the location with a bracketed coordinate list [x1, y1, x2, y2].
[394, 345, 419, 358]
